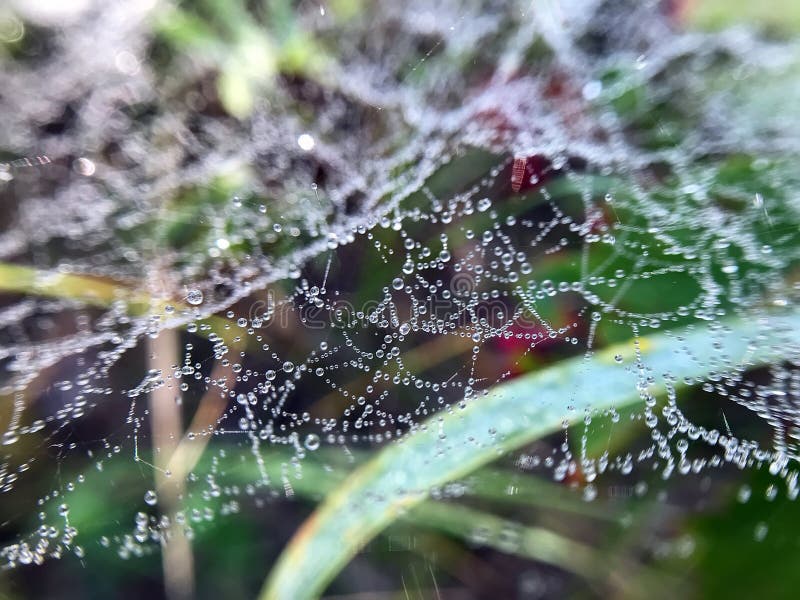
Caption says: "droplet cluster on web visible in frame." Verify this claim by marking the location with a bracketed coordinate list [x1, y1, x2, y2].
[1, 0, 800, 567]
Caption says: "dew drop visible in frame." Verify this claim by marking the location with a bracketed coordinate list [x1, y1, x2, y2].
[186, 289, 203, 305]
[304, 434, 320, 451]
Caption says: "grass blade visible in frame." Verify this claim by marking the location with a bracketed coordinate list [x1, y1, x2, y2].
[0, 262, 244, 348]
[261, 311, 800, 599]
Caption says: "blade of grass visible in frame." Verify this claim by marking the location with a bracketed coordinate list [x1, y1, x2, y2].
[261, 310, 800, 599]
[186, 448, 631, 591]
[0, 262, 244, 348]
[406, 502, 678, 598]
[408, 502, 597, 579]
[459, 469, 619, 521]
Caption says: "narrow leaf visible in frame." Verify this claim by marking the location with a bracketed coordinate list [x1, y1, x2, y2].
[261, 311, 800, 599]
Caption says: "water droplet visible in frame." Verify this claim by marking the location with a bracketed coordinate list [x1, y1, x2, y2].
[304, 434, 320, 451]
[297, 133, 315, 151]
[73, 157, 95, 176]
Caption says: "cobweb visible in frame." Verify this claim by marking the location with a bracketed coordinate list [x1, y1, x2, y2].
[1, 0, 800, 581]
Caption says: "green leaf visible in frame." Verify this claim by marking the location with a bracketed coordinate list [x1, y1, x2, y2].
[406, 502, 599, 579]
[686, 0, 800, 34]
[0, 262, 245, 350]
[260, 309, 800, 599]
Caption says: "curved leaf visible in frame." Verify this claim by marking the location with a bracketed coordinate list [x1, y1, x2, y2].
[261, 311, 800, 599]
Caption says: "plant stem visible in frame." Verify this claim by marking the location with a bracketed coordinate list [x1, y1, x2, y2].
[149, 328, 195, 600]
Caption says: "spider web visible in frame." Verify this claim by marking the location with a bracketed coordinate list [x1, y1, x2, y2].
[1, 0, 800, 575]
